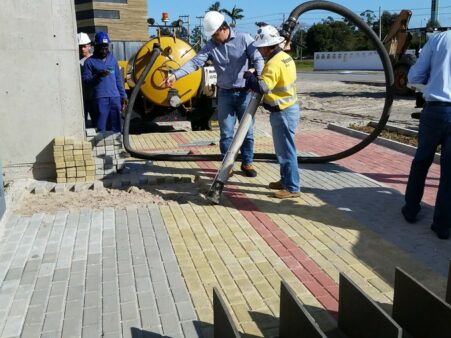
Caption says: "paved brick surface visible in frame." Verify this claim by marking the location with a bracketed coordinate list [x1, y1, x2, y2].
[0, 207, 199, 338]
[1, 128, 450, 338]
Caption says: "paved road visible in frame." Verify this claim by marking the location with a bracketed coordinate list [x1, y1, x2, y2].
[298, 70, 386, 84]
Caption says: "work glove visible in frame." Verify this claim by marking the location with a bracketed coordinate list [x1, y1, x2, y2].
[243, 70, 263, 93]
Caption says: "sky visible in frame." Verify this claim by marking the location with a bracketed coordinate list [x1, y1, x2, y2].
[147, 0, 451, 35]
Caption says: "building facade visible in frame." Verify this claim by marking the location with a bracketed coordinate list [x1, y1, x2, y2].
[75, 0, 148, 41]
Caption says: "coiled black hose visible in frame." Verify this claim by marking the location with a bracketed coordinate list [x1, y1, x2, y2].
[123, 0, 394, 163]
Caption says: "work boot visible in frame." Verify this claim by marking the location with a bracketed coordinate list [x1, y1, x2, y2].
[268, 181, 284, 190]
[431, 224, 450, 240]
[241, 164, 257, 177]
[401, 206, 417, 223]
[274, 189, 300, 199]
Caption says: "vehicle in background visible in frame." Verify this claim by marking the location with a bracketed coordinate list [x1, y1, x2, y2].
[382, 10, 416, 96]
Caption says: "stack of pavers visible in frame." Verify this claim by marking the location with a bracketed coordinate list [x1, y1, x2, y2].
[53, 137, 96, 183]
[85, 129, 127, 180]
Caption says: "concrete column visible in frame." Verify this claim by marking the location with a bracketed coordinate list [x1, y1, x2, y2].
[0, 0, 85, 180]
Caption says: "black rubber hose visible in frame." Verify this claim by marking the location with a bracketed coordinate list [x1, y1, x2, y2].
[280, 0, 394, 163]
[123, 1, 394, 164]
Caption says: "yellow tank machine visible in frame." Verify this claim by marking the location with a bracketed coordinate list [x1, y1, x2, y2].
[123, 14, 217, 133]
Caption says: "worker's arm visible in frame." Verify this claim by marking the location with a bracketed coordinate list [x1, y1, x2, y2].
[244, 63, 277, 94]
[408, 39, 433, 85]
[82, 59, 109, 84]
[244, 34, 264, 75]
[81, 60, 96, 84]
[160, 45, 210, 87]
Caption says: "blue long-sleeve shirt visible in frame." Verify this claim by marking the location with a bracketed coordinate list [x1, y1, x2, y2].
[82, 52, 127, 99]
[173, 28, 264, 89]
[408, 30, 451, 102]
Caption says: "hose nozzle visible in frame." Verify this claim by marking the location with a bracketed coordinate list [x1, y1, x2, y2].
[206, 181, 224, 205]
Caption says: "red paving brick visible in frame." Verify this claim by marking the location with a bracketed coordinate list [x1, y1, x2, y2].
[297, 129, 440, 207]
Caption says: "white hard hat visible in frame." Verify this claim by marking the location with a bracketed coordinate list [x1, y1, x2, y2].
[77, 32, 91, 46]
[203, 11, 225, 37]
[253, 25, 285, 47]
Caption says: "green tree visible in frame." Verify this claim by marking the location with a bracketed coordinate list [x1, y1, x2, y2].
[360, 10, 376, 26]
[190, 26, 204, 51]
[291, 27, 307, 59]
[305, 21, 354, 53]
[374, 11, 399, 39]
[208, 1, 221, 11]
[221, 5, 244, 27]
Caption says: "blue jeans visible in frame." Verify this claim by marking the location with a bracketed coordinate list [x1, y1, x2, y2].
[404, 103, 451, 230]
[217, 88, 254, 165]
[270, 103, 301, 193]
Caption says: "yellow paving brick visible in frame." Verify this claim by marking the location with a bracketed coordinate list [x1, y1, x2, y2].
[265, 273, 282, 291]
[54, 137, 65, 145]
[216, 273, 236, 290]
[197, 267, 217, 285]
[263, 296, 280, 316]
[196, 306, 213, 324]
[239, 321, 263, 337]
[231, 303, 252, 323]
[254, 282, 278, 301]
[350, 263, 379, 280]
[242, 290, 267, 310]
[223, 287, 246, 306]
[235, 278, 255, 294]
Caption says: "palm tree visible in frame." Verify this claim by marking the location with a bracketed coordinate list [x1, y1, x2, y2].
[208, 2, 221, 11]
[221, 5, 244, 27]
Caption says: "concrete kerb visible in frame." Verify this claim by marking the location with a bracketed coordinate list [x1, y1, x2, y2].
[327, 123, 441, 164]
[367, 121, 418, 136]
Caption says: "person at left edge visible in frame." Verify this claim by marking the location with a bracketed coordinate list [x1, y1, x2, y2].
[82, 32, 128, 132]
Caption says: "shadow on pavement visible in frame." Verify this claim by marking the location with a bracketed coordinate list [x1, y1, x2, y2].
[130, 319, 263, 338]
[223, 162, 449, 294]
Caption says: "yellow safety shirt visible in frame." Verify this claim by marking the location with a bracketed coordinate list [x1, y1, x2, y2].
[258, 50, 297, 112]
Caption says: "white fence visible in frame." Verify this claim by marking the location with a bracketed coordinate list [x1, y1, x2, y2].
[314, 50, 415, 70]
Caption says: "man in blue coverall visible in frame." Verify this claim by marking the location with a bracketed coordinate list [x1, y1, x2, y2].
[402, 30, 451, 240]
[82, 32, 128, 132]
[160, 11, 264, 177]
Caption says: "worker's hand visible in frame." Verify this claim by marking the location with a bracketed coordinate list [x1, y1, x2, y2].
[243, 68, 256, 79]
[98, 69, 110, 77]
[121, 97, 129, 111]
[159, 74, 176, 88]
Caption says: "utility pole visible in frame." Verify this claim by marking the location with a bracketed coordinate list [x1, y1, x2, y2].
[179, 15, 190, 42]
[196, 16, 204, 47]
[378, 6, 382, 39]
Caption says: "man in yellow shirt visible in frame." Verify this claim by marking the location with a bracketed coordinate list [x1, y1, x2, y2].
[245, 25, 301, 198]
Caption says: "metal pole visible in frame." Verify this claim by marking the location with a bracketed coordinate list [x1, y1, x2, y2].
[300, 28, 303, 60]
[179, 15, 190, 42]
[206, 93, 263, 204]
[379, 6, 382, 39]
[196, 16, 204, 46]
